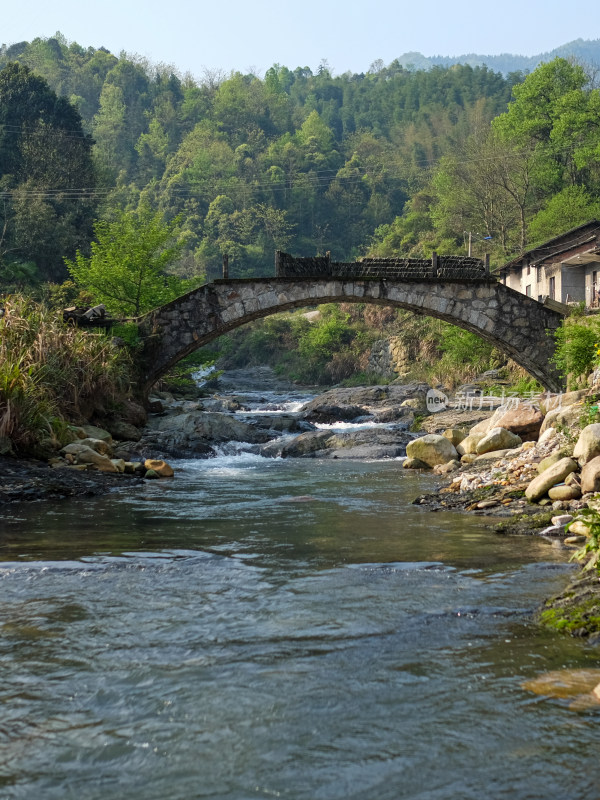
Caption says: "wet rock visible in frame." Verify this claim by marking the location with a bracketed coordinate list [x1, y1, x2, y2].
[142, 410, 272, 458]
[403, 457, 429, 469]
[144, 458, 174, 478]
[145, 469, 160, 479]
[303, 404, 368, 424]
[525, 457, 579, 501]
[279, 431, 333, 457]
[406, 434, 458, 467]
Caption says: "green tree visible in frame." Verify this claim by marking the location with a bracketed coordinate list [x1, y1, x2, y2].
[65, 206, 189, 315]
[0, 62, 96, 281]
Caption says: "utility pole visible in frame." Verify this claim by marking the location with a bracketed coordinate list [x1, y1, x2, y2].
[468, 231, 472, 257]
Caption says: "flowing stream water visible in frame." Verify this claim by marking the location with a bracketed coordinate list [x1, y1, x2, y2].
[0, 376, 599, 799]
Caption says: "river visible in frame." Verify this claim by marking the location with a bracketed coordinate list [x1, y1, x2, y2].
[0, 378, 599, 799]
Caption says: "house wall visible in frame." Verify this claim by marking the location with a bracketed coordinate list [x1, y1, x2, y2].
[560, 266, 586, 303]
[585, 262, 600, 307]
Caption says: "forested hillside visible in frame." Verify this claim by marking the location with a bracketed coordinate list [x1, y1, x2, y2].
[1, 35, 600, 295]
[0, 35, 517, 284]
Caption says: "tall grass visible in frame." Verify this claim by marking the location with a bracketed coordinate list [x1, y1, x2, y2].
[0, 294, 132, 454]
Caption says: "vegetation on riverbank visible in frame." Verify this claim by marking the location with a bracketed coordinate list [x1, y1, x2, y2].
[0, 294, 133, 455]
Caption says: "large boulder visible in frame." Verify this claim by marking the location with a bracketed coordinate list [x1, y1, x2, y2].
[580, 455, 600, 494]
[488, 403, 544, 440]
[456, 432, 485, 455]
[573, 424, 600, 466]
[548, 484, 582, 501]
[525, 457, 579, 501]
[476, 427, 521, 455]
[81, 424, 113, 444]
[65, 444, 119, 472]
[539, 402, 584, 436]
[143, 410, 272, 457]
[302, 404, 367, 424]
[406, 434, 458, 467]
[102, 419, 142, 442]
[442, 428, 467, 448]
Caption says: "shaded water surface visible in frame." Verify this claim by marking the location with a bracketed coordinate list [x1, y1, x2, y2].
[1, 454, 599, 799]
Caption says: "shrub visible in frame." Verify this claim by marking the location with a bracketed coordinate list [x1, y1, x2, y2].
[0, 294, 132, 454]
[553, 319, 600, 387]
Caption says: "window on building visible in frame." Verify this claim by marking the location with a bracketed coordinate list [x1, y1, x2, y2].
[537, 266, 542, 283]
[549, 276, 555, 300]
[538, 295, 543, 303]
[527, 264, 531, 276]
[525, 285, 532, 296]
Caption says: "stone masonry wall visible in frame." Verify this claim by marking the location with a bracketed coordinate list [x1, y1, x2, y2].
[138, 277, 565, 393]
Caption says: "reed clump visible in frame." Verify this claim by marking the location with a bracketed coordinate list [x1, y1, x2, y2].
[0, 294, 133, 455]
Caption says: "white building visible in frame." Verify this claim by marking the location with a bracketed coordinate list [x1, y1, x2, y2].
[497, 221, 600, 306]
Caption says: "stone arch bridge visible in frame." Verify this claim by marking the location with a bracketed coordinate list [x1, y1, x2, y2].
[136, 254, 566, 393]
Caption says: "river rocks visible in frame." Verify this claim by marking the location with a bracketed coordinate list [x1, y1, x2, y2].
[299, 384, 430, 418]
[81, 424, 113, 443]
[406, 434, 458, 467]
[573, 424, 600, 466]
[469, 417, 493, 436]
[580, 456, 600, 494]
[475, 427, 521, 455]
[302, 404, 367, 424]
[200, 396, 242, 413]
[548, 484, 582, 501]
[432, 460, 460, 474]
[403, 457, 429, 469]
[62, 445, 119, 472]
[276, 427, 413, 460]
[539, 402, 584, 436]
[102, 419, 142, 442]
[537, 451, 567, 474]
[474, 449, 511, 462]
[277, 431, 332, 457]
[525, 457, 579, 501]
[456, 433, 485, 455]
[568, 520, 592, 537]
[142, 410, 272, 458]
[442, 428, 467, 448]
[62, 439, 112, 457]
[144, 458, 174, 477]
[489, 403, 544, 440]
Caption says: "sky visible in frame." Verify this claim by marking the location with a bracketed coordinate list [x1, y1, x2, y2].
[2, 0, 600, 78]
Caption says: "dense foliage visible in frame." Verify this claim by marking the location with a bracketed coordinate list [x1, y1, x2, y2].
[0, 34, 520, 284]
[2, 36, 600, 397]
[0, 294, 132, 454]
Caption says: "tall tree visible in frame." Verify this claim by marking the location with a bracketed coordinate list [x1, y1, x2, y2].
[0, 62, 96, 281]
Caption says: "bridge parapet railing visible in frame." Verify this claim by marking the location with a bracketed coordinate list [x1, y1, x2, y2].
[275, 251, 489, 280]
